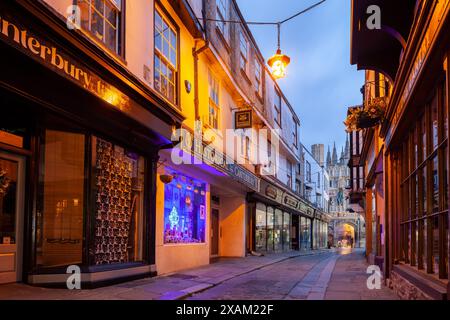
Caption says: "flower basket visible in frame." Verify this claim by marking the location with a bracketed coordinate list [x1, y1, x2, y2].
[344, 97, 387, 132]
[356, 113, 381, 129]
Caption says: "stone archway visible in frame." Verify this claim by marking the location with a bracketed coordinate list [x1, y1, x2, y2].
[334, 221, 357, 248]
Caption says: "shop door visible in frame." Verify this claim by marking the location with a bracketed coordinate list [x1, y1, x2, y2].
[211, 209, 219, 257]
[0, 152, 25, 284]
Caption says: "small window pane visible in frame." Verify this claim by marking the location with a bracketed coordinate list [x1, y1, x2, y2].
[105, 24, 117, 52]
[91, 9, 104, 41]
[431, 94, 439, 149]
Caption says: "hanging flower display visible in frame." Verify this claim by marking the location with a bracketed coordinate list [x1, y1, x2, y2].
[0, 169, 11, 196]
[344, 97, 388, 132]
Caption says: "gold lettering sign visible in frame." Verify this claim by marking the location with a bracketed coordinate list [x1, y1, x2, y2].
[0, 14, 130, 111]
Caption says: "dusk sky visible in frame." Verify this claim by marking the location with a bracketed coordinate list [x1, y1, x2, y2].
[237, 0, 364, 154]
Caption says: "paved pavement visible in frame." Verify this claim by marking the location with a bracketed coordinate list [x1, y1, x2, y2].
[0, 248, 398, 300]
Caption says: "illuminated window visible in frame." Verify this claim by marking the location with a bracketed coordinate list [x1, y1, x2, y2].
[163, 170, 206, 244]
[78, 0, 122, 54]
[154, 9, 178, 105]
[208, 71, 220, 130]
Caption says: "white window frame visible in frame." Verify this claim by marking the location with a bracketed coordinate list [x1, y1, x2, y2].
[78, 0, 122, 54]
[216, 0, 229, 42]
[154, 8, 178, 105]
[274, 90, 282, 127]
[255, 59, 262, 94]
[208, 71, 220, 130]
[239, 31, 249, 73]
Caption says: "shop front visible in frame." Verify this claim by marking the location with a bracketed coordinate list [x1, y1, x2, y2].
[155, 136, 261, 275]
[0, 1, 182, 287]
[248, 178, 316, 253]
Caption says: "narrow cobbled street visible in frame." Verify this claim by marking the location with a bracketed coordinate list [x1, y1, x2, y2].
[187, 249, 397, 300]
[0, 249, 397, 300]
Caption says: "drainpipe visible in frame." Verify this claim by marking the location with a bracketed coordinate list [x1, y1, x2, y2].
[193, 40, 209, 121]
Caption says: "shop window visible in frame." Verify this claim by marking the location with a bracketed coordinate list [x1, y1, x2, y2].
[283, 212, 290, 251]
[255, 203, 267, 251]
[398, 86, 448, 278]
[78, 0, 122, 54]
[92, 137, 144, 265]
[154, 8, 178, 105]
[37, 130, 85, 267]
[300, 217, 311, 250]
[36, 130, 146, 268]
[267, 207, 274, 251]
[163, 170, 206, 244]
[274, 209, 283, 251]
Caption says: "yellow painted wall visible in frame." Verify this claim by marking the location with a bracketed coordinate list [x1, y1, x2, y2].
[219, 196, 246, 257]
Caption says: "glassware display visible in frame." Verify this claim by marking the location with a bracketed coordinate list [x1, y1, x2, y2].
[94, 137, 140, 264]
[163, 170, 206, 244]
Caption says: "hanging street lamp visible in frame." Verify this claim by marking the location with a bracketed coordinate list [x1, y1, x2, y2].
[268, 23, 291, 79]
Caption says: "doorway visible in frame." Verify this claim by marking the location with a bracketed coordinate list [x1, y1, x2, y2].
[210, 209, 219, 257]
[0, 151, 25, 284]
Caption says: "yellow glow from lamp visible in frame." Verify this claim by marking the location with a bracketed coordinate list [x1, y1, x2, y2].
[268, 49, 291, 79]
[103, 89, 121, 107]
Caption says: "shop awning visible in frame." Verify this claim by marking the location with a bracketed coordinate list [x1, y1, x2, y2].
[351, 0, 417, 81]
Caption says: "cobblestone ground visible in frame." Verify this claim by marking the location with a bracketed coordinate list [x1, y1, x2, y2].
[0, 249, 398, 300]
[187, 249, 398, 300]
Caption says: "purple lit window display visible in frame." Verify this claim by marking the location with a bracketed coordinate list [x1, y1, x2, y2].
[164, 170, 206, 244]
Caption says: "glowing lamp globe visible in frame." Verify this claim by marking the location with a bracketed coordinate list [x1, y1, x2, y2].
[268, 49, 291, 79]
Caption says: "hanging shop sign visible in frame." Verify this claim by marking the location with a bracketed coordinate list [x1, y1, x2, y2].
[234, 110, 253, 129]
[0, 9, 130, 112]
